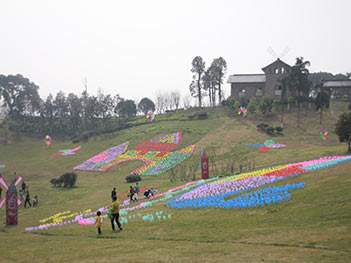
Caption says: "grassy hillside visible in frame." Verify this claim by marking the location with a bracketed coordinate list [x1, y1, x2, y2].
[0, 105, 350, 263]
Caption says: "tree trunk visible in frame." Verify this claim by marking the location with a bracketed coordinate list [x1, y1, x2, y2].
[218, 82, 222, 103]
[348, 141, 351, 153]
[297, 92, 301, 128]
[319, 107, 323, 125]
[281, 102, 284, 125]
[197, 74, 202, 108]
[212, 87, 216, 107]
[208, 87, 212, 107]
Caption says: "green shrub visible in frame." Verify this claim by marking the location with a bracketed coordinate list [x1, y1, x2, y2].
[125, 174, 142, 183]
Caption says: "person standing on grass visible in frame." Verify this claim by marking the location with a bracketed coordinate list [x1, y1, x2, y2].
[95, 211, 102, 235]
[134, 182, 140, 195]
[21, 180, 26, 192]
[111, 187, 117, 201]
[24, 188, 32, 208]
[110, 196, 123, 232]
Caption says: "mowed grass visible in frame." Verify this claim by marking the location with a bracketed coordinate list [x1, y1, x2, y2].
[0, 106, 351, 263]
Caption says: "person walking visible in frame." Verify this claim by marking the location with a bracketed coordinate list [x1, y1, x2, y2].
[111, 187, 117, 201]
[24, 189, 32, 208]
[21, 181, 26, 192]
[95, 211, 102, 235]
[129, 186, 135, 202]
[110, 196, 123, 232]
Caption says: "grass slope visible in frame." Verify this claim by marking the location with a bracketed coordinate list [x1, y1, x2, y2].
[0, 106, 350, 263]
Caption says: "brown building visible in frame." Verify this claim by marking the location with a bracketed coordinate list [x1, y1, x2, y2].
[227, 58, 291, 100]
[322, 79, 351, 99]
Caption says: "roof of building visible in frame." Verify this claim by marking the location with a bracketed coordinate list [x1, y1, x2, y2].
[323, 79, 351, 88]
[227, 74, 266, 83]
[262, 58, 291, 72]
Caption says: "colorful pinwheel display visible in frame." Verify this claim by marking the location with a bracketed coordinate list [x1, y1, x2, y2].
[247, 139, 286, 152]
[56, 146, 81, 156]
[167, 155, 351, 209]
[73, 142, 129, 172]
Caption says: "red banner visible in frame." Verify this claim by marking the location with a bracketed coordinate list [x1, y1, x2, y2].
[6, 183, 18, 226]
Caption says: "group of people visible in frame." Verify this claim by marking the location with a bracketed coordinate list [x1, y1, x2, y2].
[0, 173, 38, 208]
[95, 186, 124, 235]
[94, 183, 159, 236]
[129, 183, 140, 202]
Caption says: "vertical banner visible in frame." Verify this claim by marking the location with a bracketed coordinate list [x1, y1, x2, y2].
[6, 182, 18, 226]
[201, 150, 209, 180]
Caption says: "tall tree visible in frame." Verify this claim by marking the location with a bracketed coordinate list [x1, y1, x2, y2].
[67, 93, 83, 132]
[211, 57, 227, 103]
[202, 67, 217, 107]
[335, 112, 351, 152]
[0, 74, 41, 117]
[281, 57, 311, 128]
[138, 97, 155, 115]
[97, 90, 115, 119]
[315, 85, 330, 125]
[190, 56, 205, 107]
[115, 99, 137, 118]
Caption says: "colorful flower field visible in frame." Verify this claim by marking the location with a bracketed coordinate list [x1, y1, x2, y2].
[24, 154, 351, 233]
[166, 155, 351, 209]
[72, 131, 192, 175]
[247, 139, 286, 152]
[112, 145, 195, 176]
[56, 145, 81, 157]
[24, 179, 215, 232]
[73, 142, 129, 172]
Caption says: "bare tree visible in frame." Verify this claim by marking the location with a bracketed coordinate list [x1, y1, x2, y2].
[155, 91, 167, 113]
[182, 95, 192, 109]
[170, 90, 181, 110]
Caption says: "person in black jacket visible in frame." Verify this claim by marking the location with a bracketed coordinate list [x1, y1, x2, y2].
[111, 187, 117, 201]
[24, 189, 32, 208]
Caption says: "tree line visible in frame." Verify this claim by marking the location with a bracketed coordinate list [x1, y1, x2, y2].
[0, 74, 161, 137]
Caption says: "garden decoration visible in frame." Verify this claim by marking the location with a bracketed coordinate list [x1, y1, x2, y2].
[320, 128, 329, 140]
[25, 155, 351, 232]
[238, 106, 248, 117]
[104, 131, 194, 176]
[167, 155, 351, 209]
[0, 174, 23, 208]
[146, 111, 155, 123]
[24, 179, 216, 232]
[135, 131, 182, 152]
[247, 139, 286, 151]
[73, 131, 189, 175]
[44, 135, 53, 147]
[57, 146, 81, 156]
[259, 147, 270, 153]
[168, 182, 305, 209]
[112, 145, 195, 176]
[73, 142, 129, 172]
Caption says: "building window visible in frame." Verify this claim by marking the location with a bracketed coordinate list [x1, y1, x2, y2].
[256, 88, 263, 96]
[239, 89, 246, 98]
[275, 85, 282, 96]
[281, 67, 285, 73]
[275, 68, 279, 74]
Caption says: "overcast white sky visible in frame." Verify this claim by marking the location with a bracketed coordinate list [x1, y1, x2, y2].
[0, 0, 350, 103]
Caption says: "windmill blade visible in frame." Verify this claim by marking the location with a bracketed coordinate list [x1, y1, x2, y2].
[267, 46, 278, 59]
[279, 46, 291, 59]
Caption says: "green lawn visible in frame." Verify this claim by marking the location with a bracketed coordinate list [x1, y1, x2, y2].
[0, 106, 350, 262]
